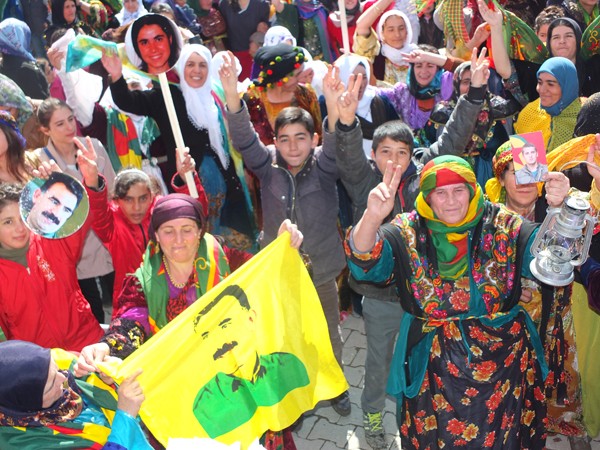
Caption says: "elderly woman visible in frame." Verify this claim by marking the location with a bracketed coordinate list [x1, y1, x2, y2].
[76, 193, 303, 449]
[103, 42, 257, 251]
[244, 43, 322, 146]
[346, 155, 550, 449]
[0, 340, 151, 449]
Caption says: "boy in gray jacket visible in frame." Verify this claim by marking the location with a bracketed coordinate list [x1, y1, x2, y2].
[335, 48, 491, 449]
[219, 52, 362, 416]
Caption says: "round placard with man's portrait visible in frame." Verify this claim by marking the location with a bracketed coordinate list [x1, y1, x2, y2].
[124, 13, 183, 76]
[19, 172, 89, 239]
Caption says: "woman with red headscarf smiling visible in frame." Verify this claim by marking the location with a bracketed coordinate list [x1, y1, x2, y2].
[346, 155, 548, 449]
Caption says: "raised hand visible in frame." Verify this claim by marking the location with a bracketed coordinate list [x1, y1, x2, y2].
[101, 49, 123, 81]
[176, 147, 196, 179]
[75, 136, 99, 188]
[117, 369, 145, 417]
[365, 160, 402, 224]
[469, 47, 490, 88]
[322, 64, 345, 106]
[477, 0, 503, 28]
[337, 73, 362, 126]
[47, 47, 64, 72]
[218, 51, 242, 113]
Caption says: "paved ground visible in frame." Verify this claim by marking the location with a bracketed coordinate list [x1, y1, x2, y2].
[292, 314, 600, 450]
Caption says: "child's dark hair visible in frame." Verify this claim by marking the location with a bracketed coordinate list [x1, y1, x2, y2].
[37, 98, 73, 128]
[372, 120, 414, 154]
[0, 183, 23, 214]
[0, 121, 27, 183]
[113, 168, 154, 200]
[274, 107, 315, 137]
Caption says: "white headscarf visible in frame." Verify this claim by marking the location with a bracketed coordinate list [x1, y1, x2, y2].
[376, 10, 417, 68]
[176, 44, 228, 169]
[264, 26, 297, 47]
[335, 54, 376, 121]
[115, 0, 148, 26]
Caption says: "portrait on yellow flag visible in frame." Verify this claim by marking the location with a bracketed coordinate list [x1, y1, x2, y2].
[100, 233, 348, 448]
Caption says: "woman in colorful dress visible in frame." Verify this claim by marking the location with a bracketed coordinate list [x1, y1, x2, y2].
[345, 155, 549, 449]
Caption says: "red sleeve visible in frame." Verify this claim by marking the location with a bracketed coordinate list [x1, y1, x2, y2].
[223, 245, 253, 272]
[85, 174, 115, 244]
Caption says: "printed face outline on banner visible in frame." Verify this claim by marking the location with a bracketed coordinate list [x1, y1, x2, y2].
[126, 14, 183, 75]
[191, 284, 309, 438]
[19, 172, 88, 239]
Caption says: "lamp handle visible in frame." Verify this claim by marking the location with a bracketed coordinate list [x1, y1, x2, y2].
[571, 214, 596, 267]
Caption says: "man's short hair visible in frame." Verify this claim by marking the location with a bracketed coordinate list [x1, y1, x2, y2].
[372, 120, 414, 154]
[193, 285, 251, 331]
[41, 172, 84, 207]
[274, 107, 315, 137]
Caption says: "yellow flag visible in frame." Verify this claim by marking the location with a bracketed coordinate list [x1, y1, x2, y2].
[101, 233, 347, 448]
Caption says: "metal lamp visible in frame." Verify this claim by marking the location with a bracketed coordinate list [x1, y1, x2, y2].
[530, 196, 596, 286]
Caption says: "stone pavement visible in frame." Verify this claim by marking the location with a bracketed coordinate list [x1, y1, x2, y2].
[292, 314, 600, 450]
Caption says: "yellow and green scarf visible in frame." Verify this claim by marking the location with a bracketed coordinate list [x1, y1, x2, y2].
[415, 155, 484, 280]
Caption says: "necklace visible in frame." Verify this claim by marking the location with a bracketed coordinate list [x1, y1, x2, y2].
[163, 256, 188, 289]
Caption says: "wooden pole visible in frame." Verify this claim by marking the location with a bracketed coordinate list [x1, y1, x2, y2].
[157, 72, 199, 199]
[339, 3, 350, 54]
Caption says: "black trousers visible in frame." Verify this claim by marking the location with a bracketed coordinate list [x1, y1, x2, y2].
[78, 272, 115, 325]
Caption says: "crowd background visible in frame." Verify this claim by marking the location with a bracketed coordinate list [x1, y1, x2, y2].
[1, 0, 600, 448]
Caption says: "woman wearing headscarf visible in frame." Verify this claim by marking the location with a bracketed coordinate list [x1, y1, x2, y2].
[0, 18, 49, 99]
[485, 142, 593, 449]
[0, 340, 152, 449]
[377, 43, 459, 147]
[354, 7, 419, 85]
[103, 42, 257, 251]
[114, 0, 148, 26]
[45, 0, 120, 42]
[430, 60, 521, 187]
[514, 57, 582, 152]
[346, 155, 549, 449]
[243, 43, 322, 146]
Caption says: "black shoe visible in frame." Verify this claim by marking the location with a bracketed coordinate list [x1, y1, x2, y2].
[331, 391, 351, 416]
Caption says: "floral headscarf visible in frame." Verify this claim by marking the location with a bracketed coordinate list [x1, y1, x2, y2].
[415, 155, 484, 280]
[0, 73, 33, 129]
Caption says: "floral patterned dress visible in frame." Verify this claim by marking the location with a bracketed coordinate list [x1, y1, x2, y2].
[346, 202, 548, 449]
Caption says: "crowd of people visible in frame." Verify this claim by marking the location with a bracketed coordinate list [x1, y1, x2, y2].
[1, 0, 600, 448]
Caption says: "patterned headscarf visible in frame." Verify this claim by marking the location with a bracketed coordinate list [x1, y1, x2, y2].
[0, 73, 33, 129]
[415, 155, 484, 280]
[0, 18, 35, 61]
[537, 57, 579, 117]
[485, 141, 514, 204]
